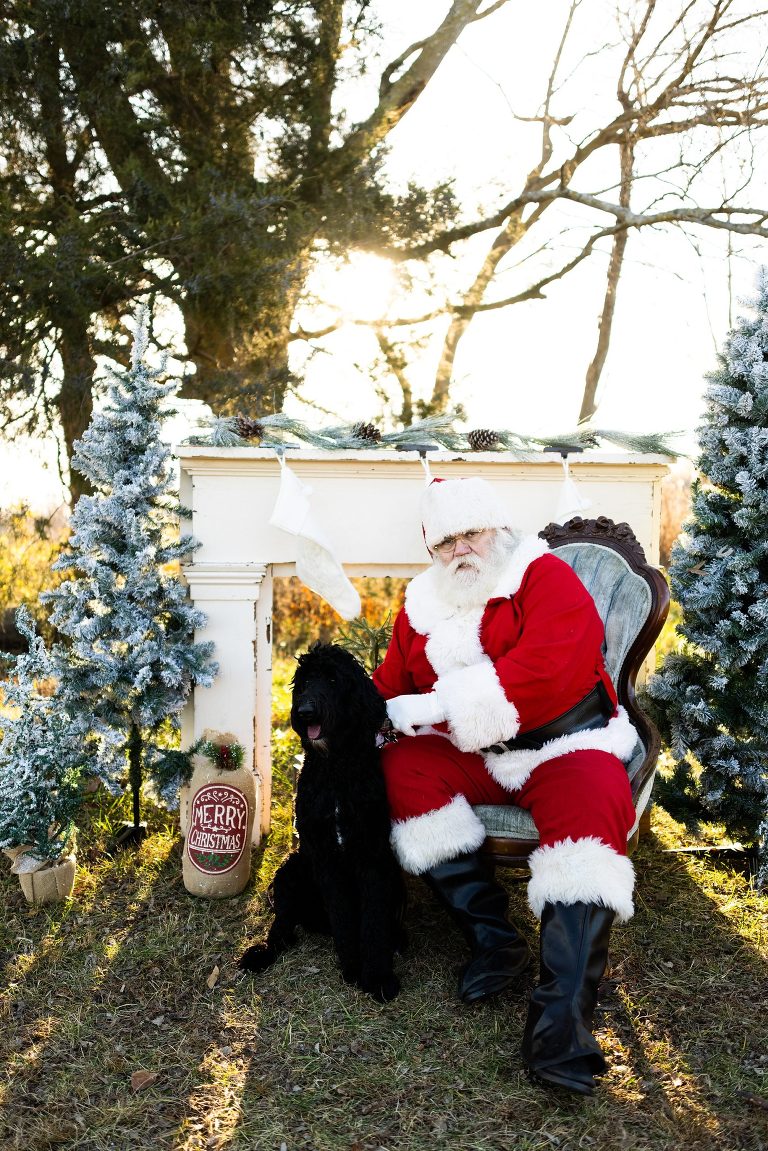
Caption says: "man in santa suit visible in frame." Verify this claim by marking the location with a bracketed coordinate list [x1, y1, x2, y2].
[372, 476, 638, 1096]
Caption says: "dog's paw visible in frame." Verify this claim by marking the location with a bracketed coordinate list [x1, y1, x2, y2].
[340, 961, 361, 986]
[237, 944, 276, 973]
[360, 971, 400, 1003]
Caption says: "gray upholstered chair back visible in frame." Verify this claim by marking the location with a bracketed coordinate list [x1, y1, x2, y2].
[554, 542, 653, 688]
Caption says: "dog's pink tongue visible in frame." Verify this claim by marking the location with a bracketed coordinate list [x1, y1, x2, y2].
[307, 724, 322, 740]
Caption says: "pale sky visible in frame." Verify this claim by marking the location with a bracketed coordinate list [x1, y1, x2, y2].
[1, 0, 765, 511]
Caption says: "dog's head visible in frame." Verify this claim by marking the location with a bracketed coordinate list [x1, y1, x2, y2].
[290, 642, 387, 754]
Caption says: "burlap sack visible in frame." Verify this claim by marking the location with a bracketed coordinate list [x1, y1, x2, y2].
[17, 854, 77, 904]
[182, 731, 256, 899]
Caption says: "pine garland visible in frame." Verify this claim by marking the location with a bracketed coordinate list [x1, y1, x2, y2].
[152, 734, 245, 792]
[198, 738, 245, 771]
[192, 412, 681, 459]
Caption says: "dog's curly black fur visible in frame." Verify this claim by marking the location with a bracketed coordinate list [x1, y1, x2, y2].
[238, 642, 404, 1002]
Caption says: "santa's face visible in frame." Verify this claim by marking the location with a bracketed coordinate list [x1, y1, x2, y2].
[434, 528, 494, 576]
[431, 528, 513, 605]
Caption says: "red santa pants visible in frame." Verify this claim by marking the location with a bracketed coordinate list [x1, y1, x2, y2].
[381, 733, 635, 857]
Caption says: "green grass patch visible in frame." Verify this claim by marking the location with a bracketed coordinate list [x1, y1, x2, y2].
[1, 660, 766, 1150]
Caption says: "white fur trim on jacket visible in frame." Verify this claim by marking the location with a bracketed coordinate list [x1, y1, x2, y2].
[482, 706, 639, 792]
[435, 658, 520, 753]
[489, 535, 550, 600]
[527, 835, 635, 922]
[424, 607, 485, 677]
[390, 794, 486, 875]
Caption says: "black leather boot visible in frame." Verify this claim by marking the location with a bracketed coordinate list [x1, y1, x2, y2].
[424, 851, 530, 1004]
[522, 900, 614, 1096]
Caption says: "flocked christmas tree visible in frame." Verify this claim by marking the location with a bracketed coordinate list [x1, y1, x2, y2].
[43, 315, 217, 844]
[0, 607, 86, 862]
[648, 270, 768, 882]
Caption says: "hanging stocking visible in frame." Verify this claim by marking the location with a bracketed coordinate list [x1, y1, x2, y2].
[269, 456, 361, 620]
[554, 456, 592, 524]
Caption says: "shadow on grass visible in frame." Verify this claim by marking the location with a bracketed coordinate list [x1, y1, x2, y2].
[592, 821, 768, 1151]
[0, 797, 275, 1151]
[218, 816, 766, 1151]
[1, 803, 765, 1151]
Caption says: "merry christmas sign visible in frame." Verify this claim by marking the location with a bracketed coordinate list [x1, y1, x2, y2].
[186, 783, 249, 875]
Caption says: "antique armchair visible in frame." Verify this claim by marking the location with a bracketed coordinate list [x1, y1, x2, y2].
[476, 516, 670, 864]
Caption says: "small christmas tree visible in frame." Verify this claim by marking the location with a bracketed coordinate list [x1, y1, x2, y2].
[648, 270, 768, 882]
[335, 613, 393, 674]
[43, 315, 217, 844]
[0, 608, 86, 862]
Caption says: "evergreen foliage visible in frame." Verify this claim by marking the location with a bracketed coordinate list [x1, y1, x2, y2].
[42, 318, 217, 821]
[336, 614, 393, 675]
[648, 271, 768, 880]
[0, 608, 85, 861]
[0, 2, 460, 476]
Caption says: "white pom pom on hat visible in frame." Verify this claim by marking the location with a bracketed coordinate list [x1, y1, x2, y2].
[420, 477, 511, 551]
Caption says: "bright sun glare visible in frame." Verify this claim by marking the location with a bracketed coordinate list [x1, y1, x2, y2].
[312, 252, 397, 324]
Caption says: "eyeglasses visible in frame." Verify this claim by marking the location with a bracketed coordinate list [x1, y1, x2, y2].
[432, 529, 488, 555]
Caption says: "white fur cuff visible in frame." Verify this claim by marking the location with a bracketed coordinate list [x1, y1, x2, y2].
[527, 836, 635, 922]
[390, 795, 486, 875]
[435, 659, 520, 753]
[483, 706, 639, 792]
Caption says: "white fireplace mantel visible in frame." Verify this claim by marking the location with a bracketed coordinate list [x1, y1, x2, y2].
[177, 446, 669, 843]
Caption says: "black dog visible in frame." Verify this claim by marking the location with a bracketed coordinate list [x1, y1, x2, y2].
[238, 643, 404, 1002]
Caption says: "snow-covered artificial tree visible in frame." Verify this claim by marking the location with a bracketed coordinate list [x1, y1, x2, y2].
[0, 608, 86, 862]
[648, 270, 768, 882]
[43, 317, 217, 843]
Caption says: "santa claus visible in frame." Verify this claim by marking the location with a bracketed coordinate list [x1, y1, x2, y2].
[373, 476, 638, 1096]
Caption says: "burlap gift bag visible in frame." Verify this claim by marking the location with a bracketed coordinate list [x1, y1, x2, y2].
[181, 731, 255, 898]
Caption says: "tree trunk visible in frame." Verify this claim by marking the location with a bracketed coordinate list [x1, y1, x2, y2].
[58, 321, 96, 505]
[179, 251, 309, 417]
[180, 302, 293, 416]
[427, 211, 525, 414]
[578, 140, 634, 424]
[128, 723, 143, 833]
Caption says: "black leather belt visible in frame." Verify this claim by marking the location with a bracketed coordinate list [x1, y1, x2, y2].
[483, 681, 614, 754]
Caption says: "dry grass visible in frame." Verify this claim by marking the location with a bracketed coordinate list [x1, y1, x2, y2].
[1, 664, 766, 1151]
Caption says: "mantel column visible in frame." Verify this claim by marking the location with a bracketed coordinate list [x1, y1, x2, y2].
[182, 563, 274, 843]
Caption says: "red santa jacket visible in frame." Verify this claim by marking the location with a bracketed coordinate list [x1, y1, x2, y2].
[373, 535, 638, 792]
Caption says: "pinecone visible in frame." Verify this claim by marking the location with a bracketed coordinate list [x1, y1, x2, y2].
[234, 416, 264, 441]
[351, 421, 382, 444]
[467, 428, 500, 451]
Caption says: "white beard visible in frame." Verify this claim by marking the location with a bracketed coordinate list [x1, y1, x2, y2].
[431, 530, 519, 612]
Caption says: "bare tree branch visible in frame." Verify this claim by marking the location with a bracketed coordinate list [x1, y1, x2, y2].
[375, 327, 415, 425]
[579, 138, 635, 423]
[335, 0, 512, 169]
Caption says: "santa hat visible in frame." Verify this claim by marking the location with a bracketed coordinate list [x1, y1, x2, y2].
[421, 477, 511, 551]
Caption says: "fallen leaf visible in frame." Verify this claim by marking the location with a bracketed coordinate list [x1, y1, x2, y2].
[130, 1070, 159, 1092]
[206, 965, 220, 989]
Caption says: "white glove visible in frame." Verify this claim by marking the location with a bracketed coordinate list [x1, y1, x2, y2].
[386, 691, 445, 737]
